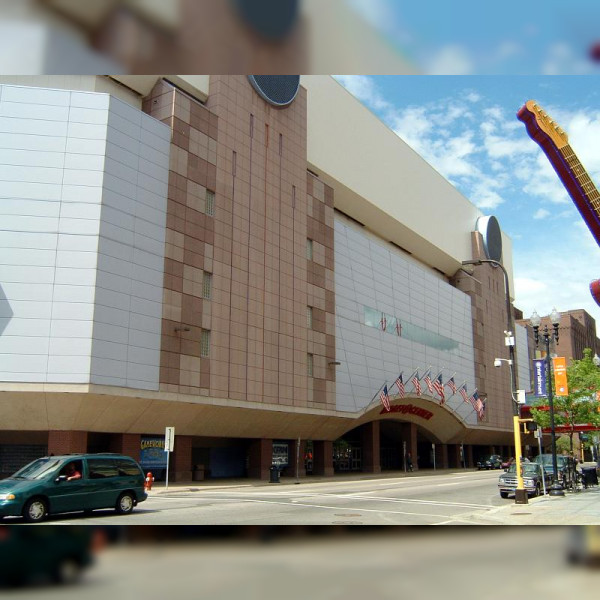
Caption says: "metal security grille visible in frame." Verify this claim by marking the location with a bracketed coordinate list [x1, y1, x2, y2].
[248, 76, 300, 107]
[205, 189, 215, 216]
[200, 329, 211, 357]
[202, 272, 212, 300]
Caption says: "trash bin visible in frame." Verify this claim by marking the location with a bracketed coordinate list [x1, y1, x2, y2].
[581, 466, 598, 487]
[269, 466, 280, 483]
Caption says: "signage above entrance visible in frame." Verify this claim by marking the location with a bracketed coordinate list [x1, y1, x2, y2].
[380, 404, 434, 420]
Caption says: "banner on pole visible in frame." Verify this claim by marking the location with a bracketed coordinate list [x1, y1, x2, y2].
[553, 357, 568, 396]
[533, 359, 546, 396]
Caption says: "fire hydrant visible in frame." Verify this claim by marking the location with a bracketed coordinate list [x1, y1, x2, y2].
[144, 472, 154, 492]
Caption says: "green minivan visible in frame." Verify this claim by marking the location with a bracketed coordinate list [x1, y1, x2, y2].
[0, 453, 147, 522]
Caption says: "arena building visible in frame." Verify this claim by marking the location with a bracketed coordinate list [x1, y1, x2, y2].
[0, 75, 532, 479]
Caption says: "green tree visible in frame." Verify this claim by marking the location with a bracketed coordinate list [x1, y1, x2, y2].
[531, 348, 600, 453]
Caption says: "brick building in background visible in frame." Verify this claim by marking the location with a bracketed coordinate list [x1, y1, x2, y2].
[0, 76, 533, 479]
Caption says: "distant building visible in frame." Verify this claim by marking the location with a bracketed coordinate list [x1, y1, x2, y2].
[516, 309, 600, 366]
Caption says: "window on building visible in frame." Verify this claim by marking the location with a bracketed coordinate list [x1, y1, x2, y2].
[307, 239, 313, 260]
[201, 329, 211, 357]
[205, 189, 215, 216]
[307, 306, 313, 329]
[202, 272, 212, 300]
[307, 353, 314, 377]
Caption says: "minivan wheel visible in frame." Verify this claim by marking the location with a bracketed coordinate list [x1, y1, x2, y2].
[23, 497, 48, 523]
[116, 492, 135, 515]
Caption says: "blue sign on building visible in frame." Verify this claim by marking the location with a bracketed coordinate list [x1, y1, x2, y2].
[140, 437, 167, 468]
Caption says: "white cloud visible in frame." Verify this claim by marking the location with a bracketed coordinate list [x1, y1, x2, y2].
[466, 92, 482, 103]
[533, 208, 550, 220]
[333, 75, 393, 114]
[513, 227, 600, 326]
[425, 45, 474, 75]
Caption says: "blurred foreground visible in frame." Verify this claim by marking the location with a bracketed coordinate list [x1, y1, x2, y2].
[1, 526, 600, 598]
[1, 1, 600, 74]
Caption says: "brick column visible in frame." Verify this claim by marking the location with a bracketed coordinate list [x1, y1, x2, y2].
[401, 422, 419, 471]
[281, 439, 306, 478]
[466, 445, 474, 468]
[435, 444, 449, 469]
[248, 438, 272, 480]
[173, 435, 193, 482]
[313, 440, 334, 476]
[361, 421, 381, 474]
[48, 430, 88, 455]
[448, 444, 461, 468]
[109, 433, 141, 462]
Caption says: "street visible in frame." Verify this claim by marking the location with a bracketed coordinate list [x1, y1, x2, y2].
[39, 469, 510, 525]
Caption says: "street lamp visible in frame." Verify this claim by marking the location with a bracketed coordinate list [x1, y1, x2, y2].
[530, 308, 564, 497]
[462, 258, 527, 503]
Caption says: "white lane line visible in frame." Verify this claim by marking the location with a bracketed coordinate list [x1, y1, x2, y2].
[309, 493, 491, 509]
[435, 482, 463, 487]
[150, 492, 492, 511]
[215, 497, 451, 518]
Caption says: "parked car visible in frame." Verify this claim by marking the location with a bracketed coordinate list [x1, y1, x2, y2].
[533, 454, 577, 489]
[501, 457, 530, 470]
[0, 453, 147, 523]
[477, 454, 503, 470]
[498, 462, 551, 498]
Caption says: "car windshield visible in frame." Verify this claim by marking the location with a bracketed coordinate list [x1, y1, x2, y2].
[535, 455, 568, 466]
[507, 463, 539, 475]
[11, 458, 63, 480]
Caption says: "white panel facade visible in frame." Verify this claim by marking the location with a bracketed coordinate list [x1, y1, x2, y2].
[335, 215, 477, 424]
[0, 85, 170, 389]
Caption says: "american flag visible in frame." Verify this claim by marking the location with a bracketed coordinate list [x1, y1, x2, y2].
[394, 373, 405, 398]
[379, 384, 391, 411]
[472, 389, 485, 419]
[422, 369, 435, 395]
[446, 376, 457, 395]
[410, 370, 421, 396]
[433, 372, 445, 404]
[459, 383, 469, 403]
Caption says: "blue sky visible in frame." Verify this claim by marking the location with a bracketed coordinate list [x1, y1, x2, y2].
[334, 75, 600, 328]
[346, 0, 600, 74]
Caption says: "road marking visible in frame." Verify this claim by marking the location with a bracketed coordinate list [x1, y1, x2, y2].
[152, 491, 493, 511]
[214, 497, 452, 518]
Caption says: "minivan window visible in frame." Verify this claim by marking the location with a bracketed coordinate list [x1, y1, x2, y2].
[117, 460, 141, 477]
[11, 458, 62, 480]
[88, 459, 119, 479]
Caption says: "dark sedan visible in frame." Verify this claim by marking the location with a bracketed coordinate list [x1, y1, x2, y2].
[477, 454, 503, 470]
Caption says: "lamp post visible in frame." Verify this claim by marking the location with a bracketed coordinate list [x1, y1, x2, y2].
[462, 258, 527, 503]
[530, 308, 564, 497]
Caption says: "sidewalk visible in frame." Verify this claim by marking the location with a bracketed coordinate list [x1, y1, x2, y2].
[472, 485, 600, 525]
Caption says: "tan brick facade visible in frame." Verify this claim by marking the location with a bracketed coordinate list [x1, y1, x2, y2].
[144, 76, 335, 410]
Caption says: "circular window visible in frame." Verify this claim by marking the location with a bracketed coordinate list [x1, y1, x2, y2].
[248, 75, 300, 107]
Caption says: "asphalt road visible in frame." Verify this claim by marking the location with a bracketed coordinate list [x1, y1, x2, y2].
[40, 469, 511, 525]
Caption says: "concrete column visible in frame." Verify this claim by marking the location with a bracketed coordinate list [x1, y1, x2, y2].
[48, 430, 88, 455]
[109, 433, 141, 462]
[361, 421, 381, 474]
[248, 438, 272, 480]
[313, 440, 334, 476]
[281, 439, 306, 478]
[401, 422, 419, 471]
[173, 435, 193, 482]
